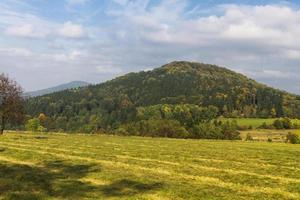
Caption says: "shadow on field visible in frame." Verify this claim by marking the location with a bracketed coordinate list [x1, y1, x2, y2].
[101, 179, 164, 197]
[0, 159, 164, 199]
[0, 160, 100, 200]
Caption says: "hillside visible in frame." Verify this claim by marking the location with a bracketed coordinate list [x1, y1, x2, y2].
[25, 81, 89, 97]
[25, 61, 300, 133]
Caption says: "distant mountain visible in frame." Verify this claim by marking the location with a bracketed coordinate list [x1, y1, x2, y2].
[25, 61, 300, 133]
[25, 81, 90, 97]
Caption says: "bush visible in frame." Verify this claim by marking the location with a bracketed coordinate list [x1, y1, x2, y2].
[286, 132, 300, 144]
[114, 127, 131, 136]
[237, 125, 249, 131]
[191, 121, 240, 140]
[245, 133, 253, 141]
[273, 118, 293, 129]
[25, 118, 40, 132]
[273, 119, 283, 129]
[115, 119, 240, 140]
[259, 122, 273, 129]
[118, 119, 189, 138]
[37, 125, 47, 132]
[220, 121, 241, 140]
[191, 123, 222, 139]
[282, 118, 292, 129]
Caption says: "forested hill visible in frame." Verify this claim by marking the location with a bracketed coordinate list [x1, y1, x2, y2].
[25, 61, 300, 133]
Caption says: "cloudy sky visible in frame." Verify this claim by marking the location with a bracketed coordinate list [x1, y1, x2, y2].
[1, 0, 300, 94]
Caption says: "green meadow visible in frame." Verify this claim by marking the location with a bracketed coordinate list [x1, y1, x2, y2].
[0, 132, 300, 200]
[221, 118, 300, 128]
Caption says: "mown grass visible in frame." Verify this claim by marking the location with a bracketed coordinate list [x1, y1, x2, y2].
[0, 132, 300, 200]
[221, 118, 300, 128]
[239, 129, 294, 142]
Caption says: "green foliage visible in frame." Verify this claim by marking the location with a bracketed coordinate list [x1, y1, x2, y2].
[137, 104, 218, 127]
[191, 122, 223, 139]
[259, 122, 274, 129]
[273, 118, 293, 129]
[23, 61, 300, 138]
[117, 119, 189, 138]
[286, 132, 300, 144]
[25, 117, 47, 132]
[219, 120, 241, 140]
[245, 133, 254, 141]
[25, 118, 40, 132]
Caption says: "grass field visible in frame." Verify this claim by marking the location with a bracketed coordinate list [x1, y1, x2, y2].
[221, 118, 300, 128]
[0, 132, 300, 200]
[239, 129, 294, 142]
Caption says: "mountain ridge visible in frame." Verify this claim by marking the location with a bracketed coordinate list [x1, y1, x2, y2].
[25, 81, 90, 97]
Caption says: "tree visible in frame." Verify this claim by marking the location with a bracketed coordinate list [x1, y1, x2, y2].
[0, 74, 24, 134]
[25, 118, 40, 132]
[38, 113, 47, 124]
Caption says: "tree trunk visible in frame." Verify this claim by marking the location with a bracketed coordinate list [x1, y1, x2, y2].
[0, 115, 4, 135]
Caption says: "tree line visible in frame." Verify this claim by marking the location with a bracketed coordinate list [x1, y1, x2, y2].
[2, 61, 300, 141]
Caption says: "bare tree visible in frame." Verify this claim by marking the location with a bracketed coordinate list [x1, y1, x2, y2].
[0, 73, 24, 134]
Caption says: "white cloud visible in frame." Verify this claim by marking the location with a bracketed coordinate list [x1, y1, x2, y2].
[57, 21, 87, 38]
[2, 0, 300, 94]
[236, 68, 297, 79]
[0, 47, 32, 57]
[285, 50, 300, 59]
[5, 24, 48, 38]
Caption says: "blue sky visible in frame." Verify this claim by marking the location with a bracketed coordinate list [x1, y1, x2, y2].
[1, 0, 300, 94]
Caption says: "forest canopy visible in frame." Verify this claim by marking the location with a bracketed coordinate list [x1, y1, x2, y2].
[24, 61, 300, 138]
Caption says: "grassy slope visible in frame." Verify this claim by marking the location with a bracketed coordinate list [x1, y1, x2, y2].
[0, 132, 300, 200]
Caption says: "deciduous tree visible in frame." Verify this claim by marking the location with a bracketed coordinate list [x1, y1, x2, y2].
[0, 74, 24, 134]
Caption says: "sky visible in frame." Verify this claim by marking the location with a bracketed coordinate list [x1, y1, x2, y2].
[1, 0, 300, 94]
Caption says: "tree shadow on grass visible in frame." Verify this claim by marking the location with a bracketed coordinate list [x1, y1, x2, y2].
[0, 160, 100, 200]
[0, 160, 164, 199]
[101, 179, 164, 197]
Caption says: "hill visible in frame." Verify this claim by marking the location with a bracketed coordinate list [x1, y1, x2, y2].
[25, 81, 90, 97]
[25, 61, 300, 133]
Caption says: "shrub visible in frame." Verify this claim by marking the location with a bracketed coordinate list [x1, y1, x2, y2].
[273, 118, 293, 129]
[220, 121, 241, 140]
[191, 123, 222, 139]
[114, 127, 130, 136]
[273, 119, 283, 129]
[191, 121, 240, 140]
[237, 125, 249, 131]
[282, 118, 292, 129]
[259, 122, 273, 129]
[37, 125, 47, 132]
[286, 132, 300, 144]
[118, 119, 189, 138]
[25, 118, 40, 132]
[245, 133, 253, 141]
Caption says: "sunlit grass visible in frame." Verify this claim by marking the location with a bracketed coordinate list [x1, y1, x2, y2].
[221, 118, 300, 128]
[0, 132, 299, 199]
